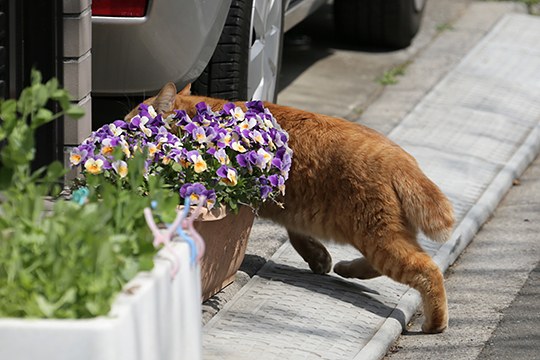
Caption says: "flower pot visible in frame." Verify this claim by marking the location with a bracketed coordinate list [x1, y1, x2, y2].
[0, 243, 202, 360]
[196, 205, 256, 301]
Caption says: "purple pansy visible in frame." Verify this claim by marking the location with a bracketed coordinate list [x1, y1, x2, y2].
[246, 100, 265, 113]
[180, 183, 207, 201]
[73, 97, 293, 210]
[248, 150, 266, 169]
[235, 153, 252, 171]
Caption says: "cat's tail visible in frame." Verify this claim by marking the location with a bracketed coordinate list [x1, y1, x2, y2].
[393, 164, 455, 243]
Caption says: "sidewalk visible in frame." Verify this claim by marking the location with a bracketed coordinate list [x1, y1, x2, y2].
[203, 8, 540, 360]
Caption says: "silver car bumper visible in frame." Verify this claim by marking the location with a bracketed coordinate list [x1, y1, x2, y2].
[92, 0, 232, 96]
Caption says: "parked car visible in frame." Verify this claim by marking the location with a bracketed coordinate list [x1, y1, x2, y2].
[91, 0, 426, 125]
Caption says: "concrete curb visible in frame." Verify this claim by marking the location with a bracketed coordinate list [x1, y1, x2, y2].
[355, 121, 540, 360]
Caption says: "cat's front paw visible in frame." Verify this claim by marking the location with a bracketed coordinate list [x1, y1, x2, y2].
[307, 255, 332, 275]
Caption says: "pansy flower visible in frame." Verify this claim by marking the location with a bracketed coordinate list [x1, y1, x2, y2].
[146, 142, 159, 158]
[109, 121, 125, 136]
[147, 105, 158, 119]
[84, 157, 105, 175]
[258, 176, 273, 199]
[218, 132, 233, 148]
[100, 137, 119, 156]
[214, 148, 230, 165]
[246, 100, 265, 113]
[180, 183, 207, 204]
[186, 150, 208, 173]
[203, 190, 217, 210]
[250, 130, 266, 145]
[231, 106, 245, 121]
[231, 140, 247, 153]
[73, 98, 293, 211]
[238, 117, 257, 131]
[269, 174, 286, 195]
[235, 153, 252, 172]
[130, 114, 153, 137]
[69, 147, 88, 166]
[112, 160, 128, 178]
[257, 148, 273, 167]
[217, 165, 238, 187]
[248, 150, 266, 170]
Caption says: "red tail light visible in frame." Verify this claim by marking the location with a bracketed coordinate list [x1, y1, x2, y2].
[92, 0, 148, 17]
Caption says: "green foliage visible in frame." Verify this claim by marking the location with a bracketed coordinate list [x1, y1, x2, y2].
[0, 159, 175, 318]
[0, 71, 178, 319]
[376, 62, 410, 86]
[0, 70, 83, 191]
[436, 22, 454, 33]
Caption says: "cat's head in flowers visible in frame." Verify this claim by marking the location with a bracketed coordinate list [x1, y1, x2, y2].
[71, 83, 293, 212]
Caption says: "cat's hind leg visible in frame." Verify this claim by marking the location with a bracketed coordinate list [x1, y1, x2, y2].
[333, 258, 381, 279]
[288, 230, 332, 274]
[360, 230, 448, 333]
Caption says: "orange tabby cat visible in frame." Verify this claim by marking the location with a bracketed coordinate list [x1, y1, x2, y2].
[127, 83, 455, 334]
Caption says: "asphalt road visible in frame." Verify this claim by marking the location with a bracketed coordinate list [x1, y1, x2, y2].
[204, 5, 540, 359]
[478, 263, 540, 360]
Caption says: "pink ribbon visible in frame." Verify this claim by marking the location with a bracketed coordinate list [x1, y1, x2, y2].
[144, 198, 207, 279]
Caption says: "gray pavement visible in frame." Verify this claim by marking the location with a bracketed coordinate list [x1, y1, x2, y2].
[202, 1, 540, 359]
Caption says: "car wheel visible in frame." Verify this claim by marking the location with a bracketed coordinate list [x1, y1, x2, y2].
[192, 0, 283, 102]
[334, 0, 426, 49]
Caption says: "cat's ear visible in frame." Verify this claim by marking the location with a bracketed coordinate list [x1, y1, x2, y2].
[178, 83, 191, 96]
[152, 82, 177, 114]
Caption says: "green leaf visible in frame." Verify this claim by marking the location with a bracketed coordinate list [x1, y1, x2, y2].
[0, 167, 14, 190]
[50, 89, 67, 101]
[0, 102, 18, 142]
[0, 99, 17, 120]
[172, 162, 183, 172]
[31, 69, 42, 86]
[2, 123, 34, 166]
[138, 254, 154, 271]
[33, 85, 49, 109]
[120, 258, 139, 281]
[35, 294, 56, 318]
[85, 301, 102, 316]
[28, 165, 47, 183]
[55, 287, 77, 308]
[16, 88, 33, 117]
[31, 108, 54, 129]
[65, 104, 85, 119]
[44, 161, 66, 183]
[45, 77, 59, 95]
[19, 271, 34, 290]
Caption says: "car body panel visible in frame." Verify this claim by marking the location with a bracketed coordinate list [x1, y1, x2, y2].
[92, 0, 232, 95]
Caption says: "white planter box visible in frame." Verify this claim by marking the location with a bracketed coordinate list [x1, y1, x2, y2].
[0, 242, 202, 360]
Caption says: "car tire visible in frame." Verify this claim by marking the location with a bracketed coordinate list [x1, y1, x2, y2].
[334, 0, 426, 49]
[192, 0, 284, 102]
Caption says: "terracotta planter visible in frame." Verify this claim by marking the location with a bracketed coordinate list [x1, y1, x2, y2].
[195, 205, 255, 301]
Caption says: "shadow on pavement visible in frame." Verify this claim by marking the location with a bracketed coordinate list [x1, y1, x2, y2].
[256, 261, 408, 329]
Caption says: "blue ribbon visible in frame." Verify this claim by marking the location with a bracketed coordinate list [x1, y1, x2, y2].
[176, 198, 198, 265]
